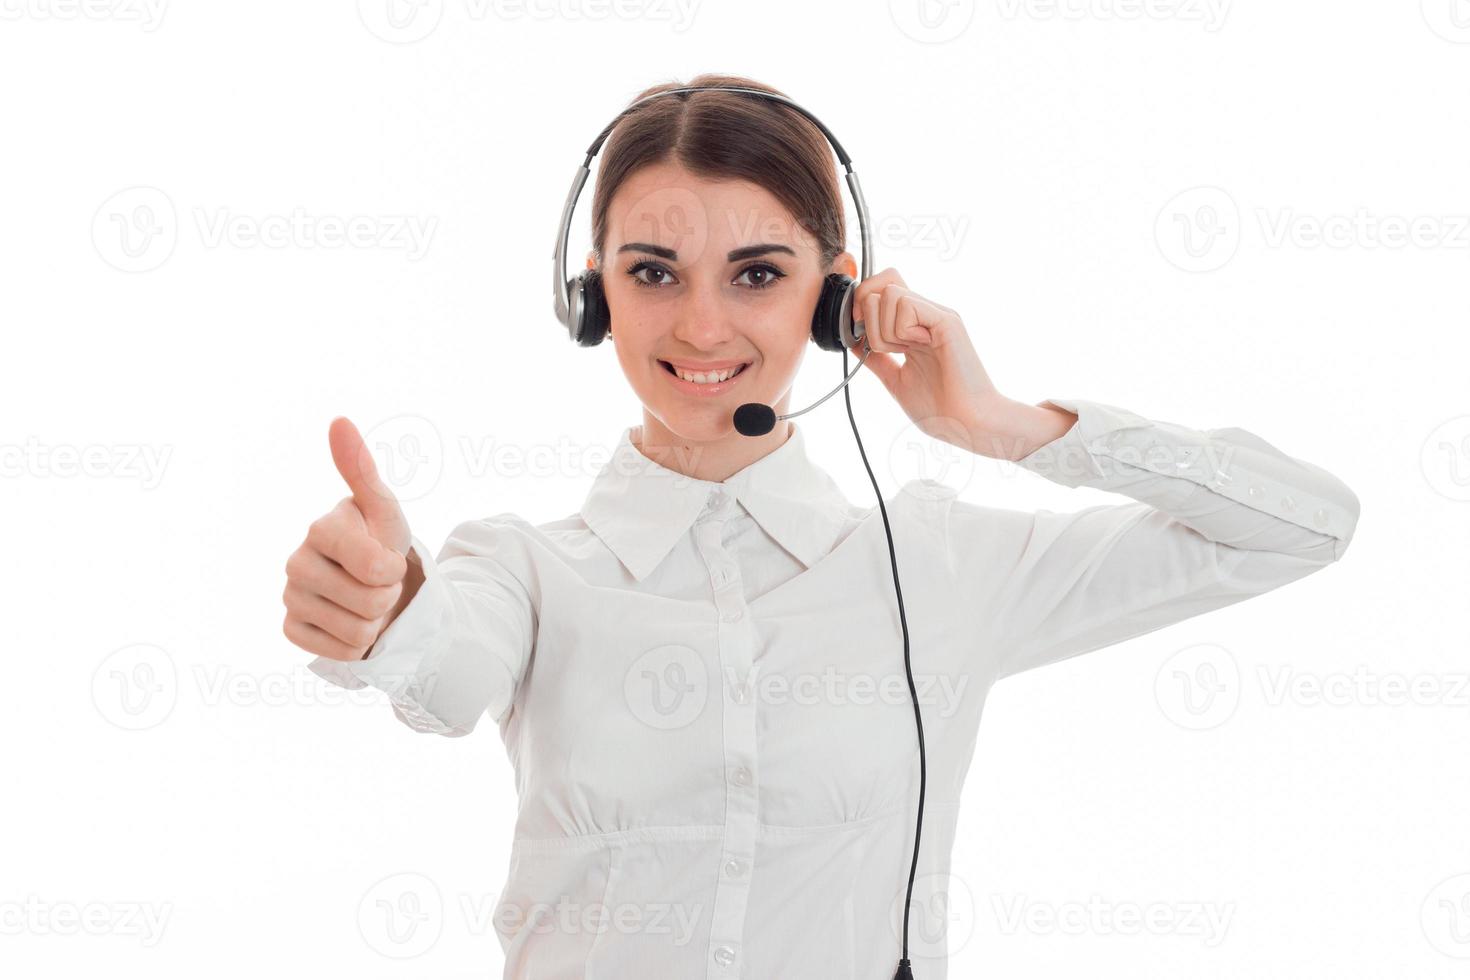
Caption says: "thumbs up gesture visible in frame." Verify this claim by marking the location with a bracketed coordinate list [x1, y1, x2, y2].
[282, 417, 423, 661]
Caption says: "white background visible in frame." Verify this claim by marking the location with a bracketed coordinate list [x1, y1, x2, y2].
[3, 1, 1466, 977]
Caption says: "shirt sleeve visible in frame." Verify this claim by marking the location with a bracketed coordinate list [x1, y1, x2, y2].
[954, 397, 1361, 683]
[306, 516, 537, 736]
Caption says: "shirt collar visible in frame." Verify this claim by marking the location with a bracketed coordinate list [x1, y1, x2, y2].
[580, 422, 853, 582]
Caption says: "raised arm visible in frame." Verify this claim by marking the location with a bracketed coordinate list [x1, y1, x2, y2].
[950, 397, 1360, 683]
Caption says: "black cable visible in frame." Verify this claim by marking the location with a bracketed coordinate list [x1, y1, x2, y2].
[838, 344, 926, 980]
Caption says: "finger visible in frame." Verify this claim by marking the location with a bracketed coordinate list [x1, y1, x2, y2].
[328, 417, 404, 531]
[894, 294, 935, 345]
[283, 614, 365, 661]
[284, 583, 387, 650]
[286, 545, 403, 620]
[881, 286, 907, 348]
[309, 502, 407, 587]
[853, 267, 906, 305]
[862, 293, 910, 355]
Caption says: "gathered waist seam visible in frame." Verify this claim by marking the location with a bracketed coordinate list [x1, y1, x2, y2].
[510, 803, 961, 853]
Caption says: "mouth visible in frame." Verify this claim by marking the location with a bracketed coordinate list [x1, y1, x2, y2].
[658, 359, 752, 395]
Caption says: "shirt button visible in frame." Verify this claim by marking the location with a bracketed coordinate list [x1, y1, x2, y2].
[722, 607, 743, 623]
[730, 682, 751, 704]
[713, 945, 737, 967]
[724, 858, 745, 878]
[732, 766, 752, 787]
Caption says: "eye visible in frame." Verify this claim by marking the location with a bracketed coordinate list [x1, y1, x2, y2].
[625, 260, 676, 290]
[734, 262, 786, 291]
[623, 259, 787, 291]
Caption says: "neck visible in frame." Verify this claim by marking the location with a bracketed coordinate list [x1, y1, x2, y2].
[634, 407, 794, 483]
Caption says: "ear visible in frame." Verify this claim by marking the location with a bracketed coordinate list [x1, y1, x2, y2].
[830, 250, 858, 280]
[585, 249, 611, 337]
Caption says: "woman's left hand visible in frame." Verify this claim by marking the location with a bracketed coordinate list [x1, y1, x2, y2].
[845, 268, 1012, 457]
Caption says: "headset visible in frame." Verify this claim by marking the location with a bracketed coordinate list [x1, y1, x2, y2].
[552, 84, 926, 980]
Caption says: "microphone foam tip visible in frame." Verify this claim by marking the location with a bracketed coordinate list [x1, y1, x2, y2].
[733, 403, 776, 437]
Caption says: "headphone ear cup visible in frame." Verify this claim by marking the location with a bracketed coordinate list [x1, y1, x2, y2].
[575, 269, 610, 347]
[811, 272, 855, 352]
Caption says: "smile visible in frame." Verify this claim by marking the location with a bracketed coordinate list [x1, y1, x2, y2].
[658, 360, 751, 394]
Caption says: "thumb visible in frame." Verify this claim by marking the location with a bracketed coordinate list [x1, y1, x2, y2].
[328, 416, 410, 550]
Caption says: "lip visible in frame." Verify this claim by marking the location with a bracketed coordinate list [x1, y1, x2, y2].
[662, 358, 750, 372]
[658, 359, 751, 397]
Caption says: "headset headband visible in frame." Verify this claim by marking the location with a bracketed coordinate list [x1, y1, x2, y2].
[552, 85, 872, 340]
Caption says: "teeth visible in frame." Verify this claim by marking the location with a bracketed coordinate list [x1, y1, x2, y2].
[674, 365, 742, 384]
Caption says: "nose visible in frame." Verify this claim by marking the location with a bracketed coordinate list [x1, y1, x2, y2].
[670, 279, 742, 350]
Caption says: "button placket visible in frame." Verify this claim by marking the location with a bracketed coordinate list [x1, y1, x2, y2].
[694, 518, 757, 978]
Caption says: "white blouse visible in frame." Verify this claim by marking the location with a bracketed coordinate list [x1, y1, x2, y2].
[308, 396, 1359, 979]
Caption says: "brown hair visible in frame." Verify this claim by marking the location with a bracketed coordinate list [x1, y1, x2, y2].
[589, 74, 846, 274]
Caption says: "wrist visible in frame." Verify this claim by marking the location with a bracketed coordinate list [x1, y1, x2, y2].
[964, 395, 1078, 462]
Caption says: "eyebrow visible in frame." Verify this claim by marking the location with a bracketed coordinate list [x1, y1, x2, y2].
[616, 242, 797, 262]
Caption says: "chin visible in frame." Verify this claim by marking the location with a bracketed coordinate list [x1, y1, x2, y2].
[650, 406, 742, 442]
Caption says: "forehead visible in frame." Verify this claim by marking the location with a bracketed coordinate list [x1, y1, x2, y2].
[606, 160, 818, 257]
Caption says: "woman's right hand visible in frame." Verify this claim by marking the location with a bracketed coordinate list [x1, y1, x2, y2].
[282, 417, 421, 661]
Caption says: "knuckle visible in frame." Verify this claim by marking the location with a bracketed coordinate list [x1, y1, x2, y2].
[370, 587, 398, 618]
[351, 620, 380, 648]
[305, 521, 328, 552]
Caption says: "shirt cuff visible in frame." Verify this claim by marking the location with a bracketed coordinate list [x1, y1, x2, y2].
[1013, 397, 1155, 487]
[306, 534, 454, 728]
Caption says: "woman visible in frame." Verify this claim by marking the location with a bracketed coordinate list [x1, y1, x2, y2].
[282, 74, 1360, 980]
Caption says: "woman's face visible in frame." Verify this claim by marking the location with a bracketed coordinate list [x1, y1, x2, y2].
[591, 160, 857, 444]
